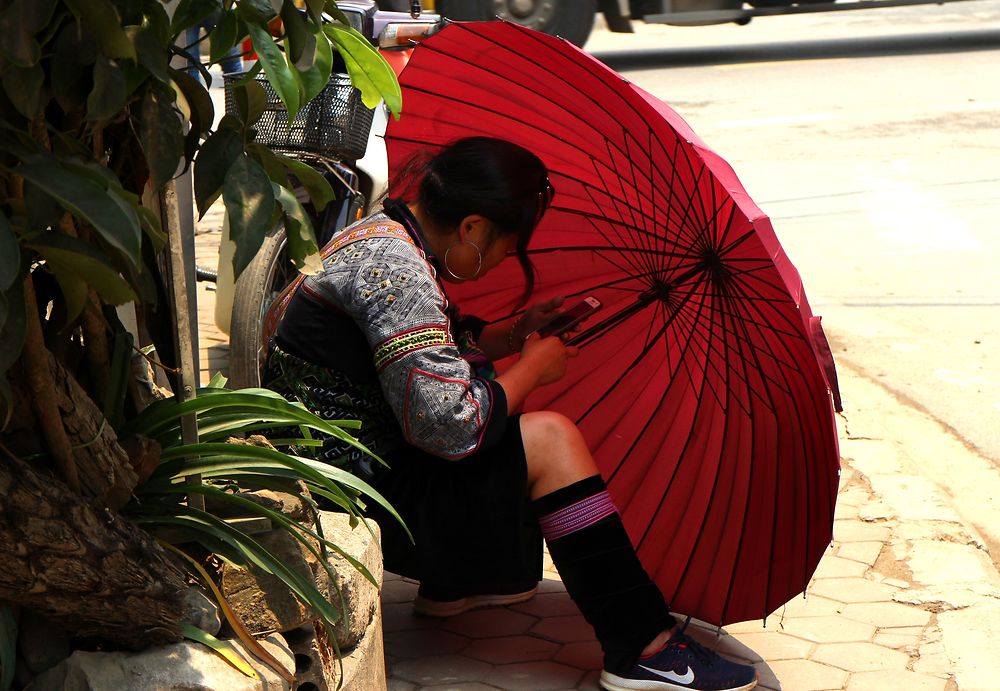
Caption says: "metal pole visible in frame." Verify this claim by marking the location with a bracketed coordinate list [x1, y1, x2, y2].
[161, 178, 204, 512]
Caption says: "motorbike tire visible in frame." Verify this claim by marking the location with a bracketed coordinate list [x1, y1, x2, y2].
[228, 226, 297, 389]
[435, 0, 597, 48]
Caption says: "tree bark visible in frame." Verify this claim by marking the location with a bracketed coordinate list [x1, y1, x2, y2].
[0, 452, 187, 649]
[6, 346, 138, 512]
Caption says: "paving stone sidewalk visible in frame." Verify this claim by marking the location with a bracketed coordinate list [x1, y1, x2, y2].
[193, 223, 998, 691]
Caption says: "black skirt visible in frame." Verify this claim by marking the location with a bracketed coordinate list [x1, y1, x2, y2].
[364, 414, 544, 595]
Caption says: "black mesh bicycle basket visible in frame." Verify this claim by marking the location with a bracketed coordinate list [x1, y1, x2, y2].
[223, 72, 375, 160]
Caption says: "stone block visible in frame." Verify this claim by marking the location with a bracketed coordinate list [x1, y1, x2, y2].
[222, 527, 319, 634]
[183, 585, 222, 636]
[318, 513, 383, 650]
[31, 634, 293, 691]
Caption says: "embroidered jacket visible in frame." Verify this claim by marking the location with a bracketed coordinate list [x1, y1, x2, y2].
[272, 212, 507, 460]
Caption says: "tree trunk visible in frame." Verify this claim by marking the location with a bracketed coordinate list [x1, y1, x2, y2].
[5, 346, 138, 512]
[0, 451, 186, 650]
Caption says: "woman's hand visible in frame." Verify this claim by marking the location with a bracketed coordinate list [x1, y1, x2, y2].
[518, 296, 565, 336]
[496, 332, 578, 413]
[519, 332, 578, 386]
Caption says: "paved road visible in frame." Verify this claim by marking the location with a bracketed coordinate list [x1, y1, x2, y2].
[585, 1, 1000, 561]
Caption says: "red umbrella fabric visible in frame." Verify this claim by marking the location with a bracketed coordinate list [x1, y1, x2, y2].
[385, 20, 841, 626]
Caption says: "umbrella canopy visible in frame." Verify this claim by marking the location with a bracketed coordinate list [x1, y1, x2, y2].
[385, 20, 840, 626]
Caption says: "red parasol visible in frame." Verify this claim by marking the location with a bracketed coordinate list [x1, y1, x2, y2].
[384, 20, 841, 626]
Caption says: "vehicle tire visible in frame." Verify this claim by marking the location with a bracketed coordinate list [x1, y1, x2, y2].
[228, 226, 297, 389]
[436, 0, 597, 48]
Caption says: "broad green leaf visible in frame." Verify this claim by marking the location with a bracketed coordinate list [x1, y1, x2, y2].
[49, 265, 88, 323]
[23, 181, 65, 232]
[323, 24, 400, 116]
[0, 214, 19, 291]
[140, 85, 184, 188]
[280, 1, 315, 69]
[237, 0, 280, 23]
[86, 56, 128, 122]
[223, 154, 275, 278]
[170, 67, 215, 163]
[295, 22, 333, 106]
[209, 10, 240, 65]
[181, 624, 259, 679]
[141, 0, 172, 45]
[128, 23, 169, 84]
[13, 156, 142, 265]
[51, 24, 97, 111]
[64, 0, 137, 61]
[170, 0, 220, 35]
[2, 63, 45, 118]
[28, 234, 136, 305]
[0, 0, 58, 66]
[246, 143, 286, 185]
[194, 127, 243, 216]
[247, 21, 300, 120]
[304, 0, 325, 23]
[321, 1, 353, 27]
[233, 78, 267, 129]
[273, 184, 321, 275]
[274, 153, 334, 212]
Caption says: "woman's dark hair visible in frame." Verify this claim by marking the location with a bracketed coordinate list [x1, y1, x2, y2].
[391, 137, 554, 302]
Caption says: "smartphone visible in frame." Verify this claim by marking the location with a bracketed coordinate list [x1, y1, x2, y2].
[537, 297, 603, 339]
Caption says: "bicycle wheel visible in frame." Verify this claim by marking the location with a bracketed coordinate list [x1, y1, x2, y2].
[228, 226, 298, 389]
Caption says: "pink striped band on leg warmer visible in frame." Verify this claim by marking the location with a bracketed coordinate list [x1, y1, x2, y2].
[537, 490, 619, 541]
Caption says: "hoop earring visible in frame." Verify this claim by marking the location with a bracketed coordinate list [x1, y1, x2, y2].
[443, 241, 483, 280]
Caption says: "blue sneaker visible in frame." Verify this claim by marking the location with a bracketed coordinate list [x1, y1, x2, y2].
[600, 623, 758, 691]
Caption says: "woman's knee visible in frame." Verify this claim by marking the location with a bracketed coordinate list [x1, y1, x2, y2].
[520, 411, 597, 481]
[520, 411, 580, 448]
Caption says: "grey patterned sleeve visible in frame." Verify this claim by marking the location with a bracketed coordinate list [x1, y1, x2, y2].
[303, 231, 509, 460]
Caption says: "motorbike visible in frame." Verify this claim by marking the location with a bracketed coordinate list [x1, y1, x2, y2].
[212, 0, 442, 388]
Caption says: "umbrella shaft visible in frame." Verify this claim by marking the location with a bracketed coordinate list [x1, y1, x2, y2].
[565, 289, 657, 347]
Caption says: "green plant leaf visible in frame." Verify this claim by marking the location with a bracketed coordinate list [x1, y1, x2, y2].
[0, 0, 58, 66]
[273, 184, 321, 275]
[128, 23, 170, 84]
[323, 23, 400, 116]
[51, 23, 98, 112]
[146, 507, 344, 627]
[294, 22, 333, 106]
[64, 0, 137, 61]
[247, 21, 300, 120]
[170, 0, 220, 35]
[280, 1, 315, 69]
[140, 85, 184, 188]
[86, 56, 128, 122]
[237, 0, 280, 23]
[180, 623, 259, 679]
[11, 155, 142, 266]
[0, 214, 19, 292]
[233, 77, 268, 129]
[194, 127, 243, 216]
[245, 143, 286, 185]
[2, 63, 45, 119]
[274, 153, 334, 212]
[223, 154, 275, 278]
[209, 9, 241, 65]
[28, 234, 137, 305]
[164, 541, 294, 683]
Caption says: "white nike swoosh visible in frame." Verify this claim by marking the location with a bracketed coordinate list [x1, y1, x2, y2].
[638, 664, 696, 685]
